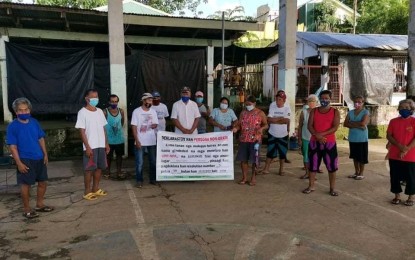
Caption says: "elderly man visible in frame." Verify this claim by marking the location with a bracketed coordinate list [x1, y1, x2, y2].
[171, 86, 201, 134]
[131, 93, 159, 187]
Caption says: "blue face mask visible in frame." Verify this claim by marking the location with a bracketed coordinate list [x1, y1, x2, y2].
[17, 113, 30, 120]
[399, 109, 412, 118]
[196, 97, 204, 103]
[320, 100, 330, 107]
[181, 96, 190, 103]
[110, 104, 117, 109]
[89, 98, 99, 107]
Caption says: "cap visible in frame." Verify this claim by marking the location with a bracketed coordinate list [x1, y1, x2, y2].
[195, 91, 204, 97]
[152, 91, 161, 97]
[141, 93, 153, 101]
[181, 86, 191, 93]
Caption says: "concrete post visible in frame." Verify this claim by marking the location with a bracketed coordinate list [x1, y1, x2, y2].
[108, 1, 128, 155]
[321, 50, 329, 90]
[408, 0, 415, 97]
[278, 0, 297, 136]
[0, 35, 12, 122]
[206, 46, 214, 109]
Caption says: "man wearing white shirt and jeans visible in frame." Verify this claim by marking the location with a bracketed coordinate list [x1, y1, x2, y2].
[259, 90, 291, 176]
[131, 93, 159, 187]
[171, 86, 201, 134]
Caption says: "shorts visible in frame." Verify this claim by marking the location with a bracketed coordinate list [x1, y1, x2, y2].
[308, 141, 338, 173]
[108, 143, 125, 157]
[266, 135, 288, 160]
[301, 139, 310, 163]
[83, 148, 107, 171]
[349, 142, 368, 164]
[17, 159, 48, 185]
[236, 142, 260, 164]
[389, 159, 415, 195]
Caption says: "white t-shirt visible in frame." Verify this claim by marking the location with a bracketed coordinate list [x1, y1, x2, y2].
[152, 103, 169, 131]
[268, 101, 291, 138]
[131, 107, 159, 146]
[171, 99, 201, 134]
[75, 107, 107, 150]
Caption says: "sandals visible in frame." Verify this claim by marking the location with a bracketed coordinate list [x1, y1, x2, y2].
[238, 180, 247, 185]
[329, 190, 339, 196]
[83, 192, 98, 201]
[257, 170, 270, 175]
[302, 188, 314, 194]
[93, 189, 107, 196]
[248, 181, 256, 186]
[348, 174, 358, 178]
[23, 211, 39, 219]
[391, 198, 401, 205]
[355, 175, 365, 180]
[35, 206, 54, 212]
[404, 200, 414, 206]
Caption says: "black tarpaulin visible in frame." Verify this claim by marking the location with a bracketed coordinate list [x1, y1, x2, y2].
[215, 45, 277, 66]
[6, 42, 94, 114]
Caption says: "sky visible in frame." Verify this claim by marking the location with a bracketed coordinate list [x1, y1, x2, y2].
[192, 0, 311, 18]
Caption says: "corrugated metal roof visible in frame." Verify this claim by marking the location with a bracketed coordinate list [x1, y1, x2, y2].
[297, 32, 408, 51]
[95, 0, 171, 16]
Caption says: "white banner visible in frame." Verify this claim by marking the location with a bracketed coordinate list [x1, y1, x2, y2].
[156, 131, 234, 181]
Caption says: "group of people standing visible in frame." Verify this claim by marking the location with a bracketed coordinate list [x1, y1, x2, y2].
[6, 86, 415, 219]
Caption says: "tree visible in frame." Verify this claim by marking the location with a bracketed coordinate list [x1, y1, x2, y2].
[206, 5, 253, 21]
[357, 0, 409, 34]
[35, 0, 208, 14]
[314, 0, 341, 32]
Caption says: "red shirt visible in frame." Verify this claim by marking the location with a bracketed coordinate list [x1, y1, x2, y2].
[310, 107, 336, 142]
[387, 116, 415, 162]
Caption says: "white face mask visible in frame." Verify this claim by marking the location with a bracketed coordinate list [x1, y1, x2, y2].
[246, 105, 254, 111]
[220, 103, 228, 110]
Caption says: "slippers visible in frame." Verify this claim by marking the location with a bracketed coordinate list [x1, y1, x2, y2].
[391, 198, 401, 205]
[93, 189, 107, 196]
[23, 211, 39, 219]
[35, 206, 54, 212]
[355, 175, 365, 180]
[238, 180, 247, 185]
[302, 188, 314, 194]
[248, 182, 256, 186]
[257, 170, 270, 175]
[348, 174, 358, 178]
[329, 190, 339, 196]
[404, 200, 414, 206]
[83, 192, 98, 201]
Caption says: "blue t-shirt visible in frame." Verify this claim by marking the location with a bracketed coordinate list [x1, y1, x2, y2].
[6, 118, 46, 160]
[210, 108, 238, 132]
[347, 109, 369, 143]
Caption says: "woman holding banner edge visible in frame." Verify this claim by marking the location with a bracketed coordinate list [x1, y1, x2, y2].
[232, 95, 268, 186]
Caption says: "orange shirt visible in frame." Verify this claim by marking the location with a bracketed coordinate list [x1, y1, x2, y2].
[387, 117, 415, 162]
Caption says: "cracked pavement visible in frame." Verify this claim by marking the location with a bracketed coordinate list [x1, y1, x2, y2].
[1, 140, 415, 259]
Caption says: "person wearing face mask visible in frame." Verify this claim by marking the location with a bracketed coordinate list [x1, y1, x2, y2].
[7, 97, 53, 219]
[75, 89, 110, 201]
[344, 96, 370, 180]
[131, 93, 159, 187]
[297, 94, 319, 179]
[103, 94, 125, 180]
[303, 90, 340, 196]
[386, 99, 415, 206]
[209, 97, 238, 132]
[195, 91, 211, 134]
[151, 91, 169, 132]
[232, 95, 268, 186]
[171, 87, 201, 134]
[258, 90, 291, 176]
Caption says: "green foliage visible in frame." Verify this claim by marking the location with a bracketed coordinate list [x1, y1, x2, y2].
[234, 32, 272, 48]
[357, 0, 409, 34]
[35, 0, 208, 14]
[314, 0, 341, 32]
[207, 5, 248, 21]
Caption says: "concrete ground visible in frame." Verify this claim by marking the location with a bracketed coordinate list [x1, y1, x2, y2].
[1, 139, 415, 260]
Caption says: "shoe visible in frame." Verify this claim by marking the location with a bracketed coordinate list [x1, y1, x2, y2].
[83, 192, 98, 201]
[93, 189, 107, 196]
[354, 175, 365, 180]
[35, 206, 54, 212]
[136, 182, 143, 188]
[23, 211, 39, 219]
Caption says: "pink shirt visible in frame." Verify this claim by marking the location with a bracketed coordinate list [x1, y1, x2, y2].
[310, 107, 336, 142]
[387, 117, 415, 162]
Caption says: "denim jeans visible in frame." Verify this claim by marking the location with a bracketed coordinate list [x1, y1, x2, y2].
[135, 145, 157, 183]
